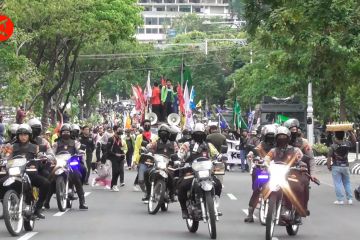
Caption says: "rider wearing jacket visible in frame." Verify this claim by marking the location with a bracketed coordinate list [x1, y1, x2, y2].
[244, 124, 276, 223]
[264, 126, 310, 222]
[145, 124, 179, 202]
[132, 119, 157, 202]
[50, 124, 88, 210]
[9, 124, 50, 219]
[28, 118, 55, 177]
[177, 123, 222, 219]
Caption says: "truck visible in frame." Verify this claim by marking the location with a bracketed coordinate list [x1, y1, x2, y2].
[255, 96, 307, 131]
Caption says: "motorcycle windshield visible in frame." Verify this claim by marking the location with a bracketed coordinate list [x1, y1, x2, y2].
[192, 159, 212, 172]
[56, 154, 71, 166]
[6, 157, 27, 168]
[154, 154, 170, 164]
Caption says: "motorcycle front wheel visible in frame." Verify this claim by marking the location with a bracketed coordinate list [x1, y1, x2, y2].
[286, 222, 300, 236]
[56, 176, 67, 212]
[186, 218, 199, 233]
[259, 197, 268, 226]
[148, 179, 166, 215]
[0, 200, 3, 219]
[205, 191, 217, 239]
[265, 193, 278, 240]
[3, 190, 24, 236]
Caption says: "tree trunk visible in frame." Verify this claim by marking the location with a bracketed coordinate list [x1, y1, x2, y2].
[41, 94, 52, 131]
[339, 91, 347, 121]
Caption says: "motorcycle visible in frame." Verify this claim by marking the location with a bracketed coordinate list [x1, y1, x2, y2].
[184, 157, 223, 239]
[265, 162, 320, 240]
[1, 156, 39, 236]
[49, 151, 82, 211]
[147, 154, 171, 214]
[252, 157, 269, 226]
[0, 156, 7, 219]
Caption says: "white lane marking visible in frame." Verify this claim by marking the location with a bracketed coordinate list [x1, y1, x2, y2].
[242, 209, 257, 219]
[227, 193, 237, 200]
[53, 209, 69, 217]
[17, 232, 38, 240]
[272, 238, 280, 240]
[85, 192, 91, 197]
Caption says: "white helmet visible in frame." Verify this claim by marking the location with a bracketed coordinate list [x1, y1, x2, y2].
[193, 123, 205, 133]
[9, 123, 19, 135]
[276, 126, 291, 138]
[28, 118, 42, 129]
[261, 124, 277, 137]
[16, 124, 32, 135]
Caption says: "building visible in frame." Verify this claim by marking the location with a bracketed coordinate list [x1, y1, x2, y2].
[136, 0, 231, 42]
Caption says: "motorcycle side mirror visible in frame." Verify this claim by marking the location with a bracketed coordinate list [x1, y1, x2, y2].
[38, 145, 47, 153]
[221, 145, 228, 154]
[170, 154, 178, 161]
[307, 117, 312, 125]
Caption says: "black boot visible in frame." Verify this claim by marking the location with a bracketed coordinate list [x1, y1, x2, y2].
[34, 204, 45, 219]
[79, 196, 88, 210]
[244, 207, 254, 223]
[182, 209, 189, 219]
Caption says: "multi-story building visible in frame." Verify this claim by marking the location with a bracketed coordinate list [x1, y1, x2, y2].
[136, 0, 231, 42]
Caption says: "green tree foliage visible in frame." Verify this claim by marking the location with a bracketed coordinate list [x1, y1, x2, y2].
[230, 0, 360, 122]
[2, 0, 142, 127]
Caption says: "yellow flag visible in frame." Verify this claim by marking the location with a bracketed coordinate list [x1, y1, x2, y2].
[196, 100, 202, 109]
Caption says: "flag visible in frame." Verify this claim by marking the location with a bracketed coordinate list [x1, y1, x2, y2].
[196, 100, 202, 109]
[183, 81, 194, 130]
[189, 86, 196, 110]
[177, 84, 185, 114]
[183, 64, 192, 88]
[247, 110, 255, 130]
[132, 85, 141, 111]
[145, 71, 152, 101]
[125, 112, 132, 129]
[275, 114, 290, 124]
[232, 98, 248, 130]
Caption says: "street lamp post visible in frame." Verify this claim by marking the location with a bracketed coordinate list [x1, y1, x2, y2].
[307, 81, 314, 145]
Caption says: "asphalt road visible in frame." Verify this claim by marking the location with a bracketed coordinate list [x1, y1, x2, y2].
[0, 166, 359, 240]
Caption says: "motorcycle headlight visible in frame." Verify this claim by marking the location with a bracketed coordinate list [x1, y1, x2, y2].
[198, 170, 210, 178]
[9, 167, 21, 176]
[157, 161, 167, 169]
[268, 164, 289, 190]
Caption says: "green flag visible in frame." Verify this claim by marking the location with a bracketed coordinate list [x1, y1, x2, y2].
[275, 114, 290, 124]
[232, 98, 248, 130]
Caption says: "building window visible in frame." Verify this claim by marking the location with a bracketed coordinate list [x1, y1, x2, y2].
[146, 28, 152, 34]
[179, 6, 191, 12]
[156, 7, 165, 11]
[168, 7, 177, 12]
[159, 28, 164, 34]
[151, 28, 158, 34]
[164, 0, 175, 3]
[144, 7, 151, 11]
[145, 17, 159, 25]
[138, 28, 145, 34]
[194, 7, 201, 13]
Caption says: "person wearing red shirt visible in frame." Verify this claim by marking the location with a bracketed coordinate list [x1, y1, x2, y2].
[151, 82, 162, 121]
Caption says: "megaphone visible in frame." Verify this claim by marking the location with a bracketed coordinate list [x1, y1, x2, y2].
[167, 113, 181, 126]
[145, 112, 158, 125]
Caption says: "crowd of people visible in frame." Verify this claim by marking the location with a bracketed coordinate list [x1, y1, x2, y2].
[0, 114, 359, 236]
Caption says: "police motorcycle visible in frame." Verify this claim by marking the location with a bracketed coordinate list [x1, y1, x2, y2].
[0, 151, 8, 219]
[252, 156, 269, 226]
[49, 151, 82, 212]
[1, 156, 40, 236]
[265, 160, 320, 240]
[182, 147, 227, 240]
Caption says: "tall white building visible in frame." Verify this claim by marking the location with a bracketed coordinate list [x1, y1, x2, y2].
[136, 0, 231, 42]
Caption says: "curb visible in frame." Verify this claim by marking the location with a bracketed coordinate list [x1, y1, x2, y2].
[350, 163, 360, 175]
[314, 156, 327, 166]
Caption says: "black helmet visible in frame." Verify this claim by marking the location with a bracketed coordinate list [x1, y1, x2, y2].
[158, 124, 170, 142]
[284, 118, 300, 129]
[60, 123, 71, 133]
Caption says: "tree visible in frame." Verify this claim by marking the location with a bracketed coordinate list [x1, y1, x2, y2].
[3, 0, 142, 128]
[232, 0, 360, 121]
